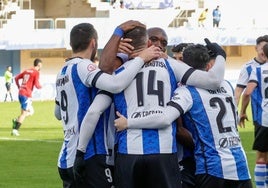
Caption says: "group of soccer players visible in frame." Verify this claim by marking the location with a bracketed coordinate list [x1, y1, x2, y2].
[54, 19, 255, 188]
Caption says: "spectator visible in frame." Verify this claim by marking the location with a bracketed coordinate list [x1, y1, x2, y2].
[198, 8, 208, 27]
[212, 5, 221, 28]
[4, 65, 13, 102]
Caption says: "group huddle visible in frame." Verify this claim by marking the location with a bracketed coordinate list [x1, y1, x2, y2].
[55, 20, 253, 188]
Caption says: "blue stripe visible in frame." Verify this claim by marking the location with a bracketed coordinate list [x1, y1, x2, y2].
[256, 67, 263, 125]
[230, 147, 250, 180]
[60, 140, 69, 168]
[187, 86, 223, 177]
[114, 90, 128, 153]
[165, 59, 178, 153]
[142, 129, 160, 154]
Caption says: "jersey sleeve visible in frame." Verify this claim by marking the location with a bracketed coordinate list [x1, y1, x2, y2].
[236, 64, 250, 88]
[127, 86, 193, 129]
[172, 55, 225, 90]
[77, 92, 113, 152]
[82, 57, 145, 94]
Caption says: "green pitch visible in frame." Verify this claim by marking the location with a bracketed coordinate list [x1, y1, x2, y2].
[0, 100, 256, 187]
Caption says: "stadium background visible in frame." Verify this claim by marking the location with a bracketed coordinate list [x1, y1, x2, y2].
[0, 0, 267, 101]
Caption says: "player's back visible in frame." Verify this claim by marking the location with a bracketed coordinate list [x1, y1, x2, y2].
[114, 57, 177, 155]
[56, 58, 99, 168]
[16, 68, 39, 97]
[182, 80, 251, 180]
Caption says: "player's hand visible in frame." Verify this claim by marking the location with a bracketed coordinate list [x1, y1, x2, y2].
[73, 150, 86, 184]
[114, 111, 128, 131]
[118, 20, 146, 33]
[138, 45, 162, 63]
[238, 113, 248, 128]
[119, 38, 134, 54]
[204, 38, 226, 59]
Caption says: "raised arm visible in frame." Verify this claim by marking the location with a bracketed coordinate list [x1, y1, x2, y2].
[85, 45, 161, 94]
[177, 39, 226, 90]
[99, 20, 145, 73]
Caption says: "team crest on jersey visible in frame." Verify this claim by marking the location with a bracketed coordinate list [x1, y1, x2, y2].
[87, 63, 97, 72]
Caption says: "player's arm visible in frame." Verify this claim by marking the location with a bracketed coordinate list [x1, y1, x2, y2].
[176, 117, 194, 150]
[34, 72, 42, 89]
[77, 91, 113, 152]
[234, 86, 245, 106]
[239, 81, 257, 128]
[74, 91, 112, 183]
[99, 20, 145, 73]
[234, 65, 249, 105]
[114, 105, 180, 131]
[14, 73, 23, 88]
[174, 41, 226, 90]
[54, 100, 61, 120]
[114, 87, 192, 131]
[85, 45, 161, 94]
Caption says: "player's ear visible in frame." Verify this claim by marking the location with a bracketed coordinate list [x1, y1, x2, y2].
[89, 38, 96, 50]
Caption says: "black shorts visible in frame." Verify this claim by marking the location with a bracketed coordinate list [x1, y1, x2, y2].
[76, 155, 114, 188]
[58, 167, 76, 188]
[253, 125, 268, 152]
[179, 157, 196, 188]
[115, 153, 181, 188]
[5, 82, 11, 91]
[196, 174, 252, 188]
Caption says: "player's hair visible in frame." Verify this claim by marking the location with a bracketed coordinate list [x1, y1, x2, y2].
[183, 44, 210, 70]
[70, 23, 98, 53]
[34, 58, 42, 66]
[256, 35, 268, 45]
[123, 26, 148, 51]
[263, 43, 268, 58]
[172, 43, 191, 53]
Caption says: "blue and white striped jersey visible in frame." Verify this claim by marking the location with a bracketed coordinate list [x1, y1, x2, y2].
[114, 58, 177, 155]
[236, 58, 261, 88]
[56, 57, 146, 168]
[248, 63, 268, 127]
[172, 81, 251, 180]
[114, 56, 225, 155]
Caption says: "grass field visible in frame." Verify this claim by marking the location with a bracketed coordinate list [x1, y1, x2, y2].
[0, 100, 256, 187]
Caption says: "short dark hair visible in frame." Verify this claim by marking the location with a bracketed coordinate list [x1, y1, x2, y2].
[183, 44, 210, 70]
[34, 58, 42, 66]
[172, 43, 190, 53]
[256, 35, 268, 45]
[124, 26, 147, 51]
[263, 43, 268, 58]
[70, 23, 98, 53]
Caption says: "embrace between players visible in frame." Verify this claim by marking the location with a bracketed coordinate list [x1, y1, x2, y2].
[54, 20, 253, 188]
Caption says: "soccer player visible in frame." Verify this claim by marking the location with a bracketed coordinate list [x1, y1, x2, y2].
[4, 65, 13, 102]
[11, 58, 43, 136]
[75, 25, 226, 187]
[115, 44, 253, 188]
[239, 43, 268, 188]
[234, 35, 268, 106]
[171, 43, 189, 61]
[55, 21, 161, 188]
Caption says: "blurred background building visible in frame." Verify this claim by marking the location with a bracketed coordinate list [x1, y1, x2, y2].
[0, 0, 267, 100]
